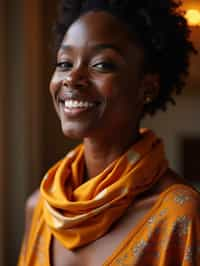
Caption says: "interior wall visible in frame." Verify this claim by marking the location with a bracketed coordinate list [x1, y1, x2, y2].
[23, 0, 44, 192]
[143, 96, 200, 174]
[0, 1, 7, 264]
[4, 1, 27, 265]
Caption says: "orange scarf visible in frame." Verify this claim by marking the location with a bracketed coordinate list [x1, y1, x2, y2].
[18, 128, 168, 265]
[40, 128, 168, 250]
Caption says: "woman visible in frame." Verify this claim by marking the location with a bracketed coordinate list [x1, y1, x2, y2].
[18, 0, 200, 265]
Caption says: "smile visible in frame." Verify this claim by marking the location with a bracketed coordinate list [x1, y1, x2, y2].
[64, 100, 96, 109]
[59, 99, 100, 117]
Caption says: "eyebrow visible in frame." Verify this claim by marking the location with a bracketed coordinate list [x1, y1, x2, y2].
[91, 43, 123, 56]
[59, 43, 124, 57]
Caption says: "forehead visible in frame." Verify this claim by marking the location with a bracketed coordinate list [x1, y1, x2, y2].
[60, 11, 141, 53]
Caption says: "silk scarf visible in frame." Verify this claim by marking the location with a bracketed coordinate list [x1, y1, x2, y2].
[40, 128, 168, 250]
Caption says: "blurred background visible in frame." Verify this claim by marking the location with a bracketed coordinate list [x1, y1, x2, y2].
[0, 0, 200, 265]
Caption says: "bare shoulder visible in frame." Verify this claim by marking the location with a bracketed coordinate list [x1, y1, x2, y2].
[152, 168, 189, 194]
[24, 189, 40, 244]
[26, 188, 40, 213]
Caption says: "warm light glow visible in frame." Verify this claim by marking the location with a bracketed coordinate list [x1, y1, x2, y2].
[185, 9, 200, 26]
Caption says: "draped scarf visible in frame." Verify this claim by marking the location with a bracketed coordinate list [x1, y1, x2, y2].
[40, 128, 168, 249]
[18, 128, 168, 266]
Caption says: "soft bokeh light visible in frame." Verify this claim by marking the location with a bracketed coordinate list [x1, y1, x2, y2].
[185, 9, 200, 26]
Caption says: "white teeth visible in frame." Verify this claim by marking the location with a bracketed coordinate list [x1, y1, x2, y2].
[64, 100, 95, 109]
[84, 102, 89, 108]
[79, 102, 84, 108]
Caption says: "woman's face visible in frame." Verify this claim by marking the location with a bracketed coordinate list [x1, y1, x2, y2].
[50, 11, 147, 140]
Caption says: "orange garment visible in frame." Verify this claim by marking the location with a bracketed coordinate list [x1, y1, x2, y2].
[103, 183, 200, 266]
[18, 129, 200, 265]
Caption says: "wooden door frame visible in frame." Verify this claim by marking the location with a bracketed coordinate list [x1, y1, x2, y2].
[22, 0, 44, 192]
[0, 0, 8, 264]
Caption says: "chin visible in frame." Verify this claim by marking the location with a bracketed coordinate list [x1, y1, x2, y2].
[61, 122, 95, 140]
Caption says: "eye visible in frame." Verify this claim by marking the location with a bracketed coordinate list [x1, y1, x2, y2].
[56, 61, 73, 71]
[92, 61, 117, 72]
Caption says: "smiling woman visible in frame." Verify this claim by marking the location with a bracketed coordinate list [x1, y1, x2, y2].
[18, 1, 200, 266]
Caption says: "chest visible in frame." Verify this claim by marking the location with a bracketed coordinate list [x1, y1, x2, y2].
[50, 197, 157, 266]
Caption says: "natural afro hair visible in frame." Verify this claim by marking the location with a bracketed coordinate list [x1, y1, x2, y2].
[53, 0, 197, 116]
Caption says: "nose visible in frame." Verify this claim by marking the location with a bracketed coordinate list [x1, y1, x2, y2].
[62, 67, 89, 89]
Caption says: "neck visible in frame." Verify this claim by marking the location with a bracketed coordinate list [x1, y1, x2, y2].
[83, 128, 140, 180]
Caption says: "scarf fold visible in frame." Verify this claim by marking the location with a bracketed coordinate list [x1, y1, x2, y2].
[40, 128, 168, 250]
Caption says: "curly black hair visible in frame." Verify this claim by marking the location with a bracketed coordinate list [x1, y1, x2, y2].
[53, 0, 197, 116]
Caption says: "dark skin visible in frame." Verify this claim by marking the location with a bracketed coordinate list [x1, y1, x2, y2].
[24, 11, 187, 266]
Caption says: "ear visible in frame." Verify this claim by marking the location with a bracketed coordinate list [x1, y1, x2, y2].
[139, 73, 160, 103]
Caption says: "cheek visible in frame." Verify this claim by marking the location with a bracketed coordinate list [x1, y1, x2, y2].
[49, 72, 65, 95]
[94, 75, 121, 98]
